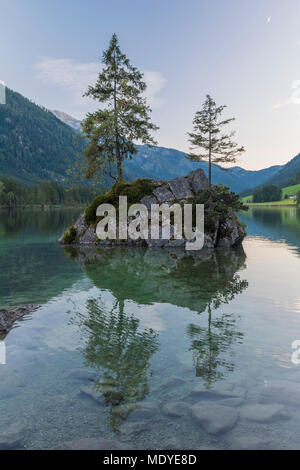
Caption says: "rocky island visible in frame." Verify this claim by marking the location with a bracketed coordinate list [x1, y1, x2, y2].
[59, 169, 247, 249]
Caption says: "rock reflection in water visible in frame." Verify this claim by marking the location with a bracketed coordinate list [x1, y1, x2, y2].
[65, 245, 248, 430]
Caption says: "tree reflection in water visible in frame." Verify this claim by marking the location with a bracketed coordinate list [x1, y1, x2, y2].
[73, 297, 158, 433]
[66, 245, 248, 429]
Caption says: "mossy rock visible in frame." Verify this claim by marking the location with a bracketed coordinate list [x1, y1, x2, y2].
[62, 225, 77, 244]
[85, 178, 155, 225]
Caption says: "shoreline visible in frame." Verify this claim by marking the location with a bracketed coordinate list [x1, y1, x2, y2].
[244, 203, 297, 207]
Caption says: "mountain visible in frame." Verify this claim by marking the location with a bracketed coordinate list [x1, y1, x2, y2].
[124, 146, 283, 193]
[0, 90, 284, 192]
[259, 153, 300, 187]
[0, 89, 84, 185]
[53, 109, 282, 193]
[51, 110, 82, 131]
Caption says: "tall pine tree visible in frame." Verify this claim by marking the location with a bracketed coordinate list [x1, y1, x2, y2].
[82, 33, 158, 183]
[187, 95, 245, 186]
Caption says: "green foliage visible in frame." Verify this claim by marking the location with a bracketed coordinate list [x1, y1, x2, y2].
[187, 95, 245, 185]
[297, 190, 300, 206]
[0, 88, 85, 183]
[253, 184, 282, 203]
[191, 184, 248, 234]
[85, 178, 155, 225]
[0, 177, 96, 207]
[62, 225, 77, 244]
[81, 33, 158, 183]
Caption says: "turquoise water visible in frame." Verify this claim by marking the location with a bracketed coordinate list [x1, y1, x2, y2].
[1, 207, 300, 449]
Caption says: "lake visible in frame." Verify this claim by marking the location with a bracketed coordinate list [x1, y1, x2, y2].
[1, 206, 300, 449]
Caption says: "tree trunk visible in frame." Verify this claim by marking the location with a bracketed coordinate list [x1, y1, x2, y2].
[208, 150, 212, 187]
[116, 142, 122, 182]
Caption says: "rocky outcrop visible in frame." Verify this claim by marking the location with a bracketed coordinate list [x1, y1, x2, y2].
[0, 305, 39, 339]
[59, 169, 246, 249]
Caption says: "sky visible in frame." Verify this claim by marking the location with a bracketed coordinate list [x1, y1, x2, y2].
[1, 0, 300, 170]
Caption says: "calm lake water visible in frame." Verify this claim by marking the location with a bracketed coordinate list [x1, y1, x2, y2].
[1, 206, 300, 449]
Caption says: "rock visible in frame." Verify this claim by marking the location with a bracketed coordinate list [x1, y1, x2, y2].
[129, 401, 160, 420]
[165, 238, 186, 247]
[56, 437, 132, 450]
[0, 305, 39, 337]
[191, 402, 239, 435]
[153, 185, 175, 203]
[168, 177, 193, 200]
[197, 446, 220, 450]
[218, 398, 245, 408]
[146, 237, 168, 248]
[80, 386, 106, 405]
[0, 422, 28, 449]
[66, 368, 97, 383]
[204, 234, 215, 249]
[163, 437, 183, 450]
[140, 196, 158, 211]
[259, 380, 300, 406]
[162, 402, 190, 418]
[230, 436, 270, 450]
[120, 421, 148, 436]
[219, 213, 245, 247]
[161, 376, 186, 388]
[187, 169, 209, 193]
[240, 403, 290, 423]
[74, 213, 87, 237]
[60, 168, 246, 250]
[79, 226, 98, 244]
[190, 383, 246, 400]
[111, 403, 139, 420]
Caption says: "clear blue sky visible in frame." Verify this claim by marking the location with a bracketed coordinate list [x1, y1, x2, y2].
[1, 0, 300, 170]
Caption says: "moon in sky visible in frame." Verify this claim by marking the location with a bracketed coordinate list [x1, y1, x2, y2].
[267, 17, 271, 23]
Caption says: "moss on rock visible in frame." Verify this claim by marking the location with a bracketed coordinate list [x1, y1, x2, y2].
[62, 225, 77, 244]
[85, 178, 155, 225]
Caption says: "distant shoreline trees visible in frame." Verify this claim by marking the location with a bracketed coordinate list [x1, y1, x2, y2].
[0, 177, 96, 208]
[187, 95, 245, 187]
[252, 184, 282, 203]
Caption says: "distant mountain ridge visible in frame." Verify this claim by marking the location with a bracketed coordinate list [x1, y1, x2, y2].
[53, 108, 283, 193]
[51, 110, 82, 131]
[0, 90, 291, 192]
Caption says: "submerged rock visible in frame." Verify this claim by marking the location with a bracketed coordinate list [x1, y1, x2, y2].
[161, 376, 186, 389]
[0, 422, 28, 449]
[190, 383, 247, 400]
[230, 436, 270, 450]
[259, 380, 300, 406]
[129, 401, 160, 420]
[240, 403, 290, 423]
[66, 368, 98, 383]
[56, 436, 132, 450]
[162, 402, 190, 418]
[80, 386, 106, 406]
[191, 402, 239, 435]
[0, 305, 39, 339]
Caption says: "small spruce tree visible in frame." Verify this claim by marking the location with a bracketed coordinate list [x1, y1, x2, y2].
[187, 95, 245, 186]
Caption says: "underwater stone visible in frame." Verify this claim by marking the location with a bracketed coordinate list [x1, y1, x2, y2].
[240, 403, 290, 423]
[0, 422, 28, 449]
[56, 437, 132, 450]
[191, 402, 239, 435]
[162, 402, 190, 418]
